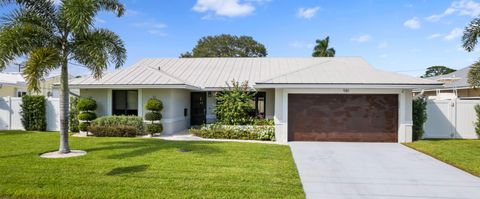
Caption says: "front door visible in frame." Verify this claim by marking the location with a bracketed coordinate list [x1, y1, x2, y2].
[191, 92, 206, 126]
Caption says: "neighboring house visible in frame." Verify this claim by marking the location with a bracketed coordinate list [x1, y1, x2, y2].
[69, 57, 440, 143]
[0, 72, 78, 97]
[415, 67, 479, 99]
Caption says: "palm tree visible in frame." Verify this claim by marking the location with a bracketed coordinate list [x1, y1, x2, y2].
[312, 36, 335, 57]
[0, 0, 126, 153]
[462, 18, 480, 88]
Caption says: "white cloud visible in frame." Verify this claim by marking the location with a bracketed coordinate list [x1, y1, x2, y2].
[297, 6, 321, 19]
[427, 33, 442, 39]
[289, 41, 315, 49]
[377, 41, 388, 49]
[193, 0, 255, 17]
[134, 20, 167, 36]
[426, 0, 480, 22]
[350, 34, 371, 43]
[403, 17, 421, 29]
[444, 28, 463, 40]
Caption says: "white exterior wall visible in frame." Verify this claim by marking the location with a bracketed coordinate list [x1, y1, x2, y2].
[274, 88, 413, 144]
[0, 97, 60, 131]
[80, 88, 191, 135]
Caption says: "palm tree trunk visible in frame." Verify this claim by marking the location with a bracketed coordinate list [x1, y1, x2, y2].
[58, 59, 70, 153]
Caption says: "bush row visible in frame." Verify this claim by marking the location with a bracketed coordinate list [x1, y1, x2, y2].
[20, 95, 47, 131]
[189, 123, 275, 141]
[88, 125, 138, 137]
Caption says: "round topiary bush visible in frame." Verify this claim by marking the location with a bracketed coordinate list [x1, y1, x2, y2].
[79, 122, 90, 131]
[145, 98, 163, 111]
[77, 98, 97, 112]
[146, 123, 163, 135]
[144, 112, 162, 121]
[78, 112, 97, 121]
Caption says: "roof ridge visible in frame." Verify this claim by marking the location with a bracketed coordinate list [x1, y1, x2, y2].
[257, 59, 334, 83]
[144, 65, 188, 84]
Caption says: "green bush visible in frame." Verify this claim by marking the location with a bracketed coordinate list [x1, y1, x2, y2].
[88, 125, 138, 137]
[20, 95, 47, 131]
[475, 104, 480, 138]
[91, 115, 144, 134]
[189, 123, 275, 141]
[77, 98, 97, 112]
[78, 112, 97, 121]
[214, 80, 255, 125]
[145, 98, 163, 111]
[252, 119, 274, 126]
[146, 123, 163, 135]
[145, 112, 162, 121]
[413, 97, 427, 141]
[78, 122, 90, 131]
[69, 96, 80, 132]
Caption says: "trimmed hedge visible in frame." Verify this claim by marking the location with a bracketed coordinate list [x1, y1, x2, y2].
[78, 122, 90, 131]
[146, 123, 163, 135]
[145, 112, 162, 121]
[69, 96, 80, 132]
[413, 97, 427, 141]
[475, 104, 480, 137]
[189, 123, 275, 141]
[77, 98, 97, 112]
[88, 125, 138, 137]
[145, 98, 163, 111]
[20, 95, 47, 131]
[91, 115, 144, 134]
[144, 98, 163, 136]
[78, 112, 97, 121]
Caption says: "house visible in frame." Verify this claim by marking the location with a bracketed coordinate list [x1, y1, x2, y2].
[416, 67, 479, 99]
[0, 72, 79, 98]
[69, 57, 441, 143]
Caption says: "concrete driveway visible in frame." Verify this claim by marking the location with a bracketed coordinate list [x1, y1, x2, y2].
[289, 142, 480, 199]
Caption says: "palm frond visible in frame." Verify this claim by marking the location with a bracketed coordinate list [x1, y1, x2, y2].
[60, 0, 96, 35]
[95, 0, 125, 17]
[463, 18, 480, 52]
[23, 47, 61, 92]
[72, 28, 126, 79]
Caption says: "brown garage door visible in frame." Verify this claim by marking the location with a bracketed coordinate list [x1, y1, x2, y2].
[288, 94, 398, 142]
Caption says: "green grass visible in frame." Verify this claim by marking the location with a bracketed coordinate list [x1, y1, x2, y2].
[0, 131, 304, 199]
[405, 139, 480, 176]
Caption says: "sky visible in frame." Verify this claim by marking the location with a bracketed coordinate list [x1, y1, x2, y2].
[2, 0, 480, 77]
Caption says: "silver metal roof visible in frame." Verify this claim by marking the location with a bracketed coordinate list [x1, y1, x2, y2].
[70, 57, 441, 89]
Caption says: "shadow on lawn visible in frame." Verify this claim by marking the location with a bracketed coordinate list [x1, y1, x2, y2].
[106, 164, 149, 176]
[83, 139, 222, 159]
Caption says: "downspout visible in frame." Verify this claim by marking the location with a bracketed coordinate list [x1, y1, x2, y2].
[413, 89, 425, 99]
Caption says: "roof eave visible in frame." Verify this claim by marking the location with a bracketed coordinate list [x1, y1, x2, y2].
[253, 83, 444, 89]
[69, 84, 201, 90]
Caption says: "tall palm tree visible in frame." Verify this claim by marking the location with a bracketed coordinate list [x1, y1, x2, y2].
[462, 18, 480, 88]
[312, 36, 335, 57]
[0, 0, 126, 153]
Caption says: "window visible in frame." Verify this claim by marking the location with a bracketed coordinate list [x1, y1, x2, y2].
[112, 90, 138, 115]
[16, 88, 27, 97]
[252, 92, 266, 118]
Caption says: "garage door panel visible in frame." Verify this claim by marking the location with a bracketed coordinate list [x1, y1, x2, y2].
[288, 94, 398, 142]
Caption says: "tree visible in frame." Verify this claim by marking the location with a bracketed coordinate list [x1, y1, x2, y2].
[312, 36, 335, 57]
[0, 0, 126, 153]
[214, 80, 255, 125]
[421, 66, 456, 78]
[180, 34, 267, 57]
[462, 17, 480, 87]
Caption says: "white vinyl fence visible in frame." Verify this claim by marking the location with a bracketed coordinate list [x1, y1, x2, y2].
[423, 98, 479, 139]
[0, 97, 60, 131]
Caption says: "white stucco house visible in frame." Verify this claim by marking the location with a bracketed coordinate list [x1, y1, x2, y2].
[69, 57, 441, 144]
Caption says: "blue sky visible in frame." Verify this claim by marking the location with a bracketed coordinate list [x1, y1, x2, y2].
[3, 0, 480, 77]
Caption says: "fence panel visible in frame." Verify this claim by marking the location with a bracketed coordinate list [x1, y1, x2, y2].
[455, 100, 479, 139]
[0, 97, 60, 131]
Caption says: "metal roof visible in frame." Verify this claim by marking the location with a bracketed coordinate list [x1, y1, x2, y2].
[70, 57, 441, 89]
[425, 66, 470, 89]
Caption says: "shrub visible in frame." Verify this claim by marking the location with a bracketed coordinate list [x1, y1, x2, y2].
[91, 115, 144, 134]
[252, 119, 274, 126]
[69, 96, 79, 132]
[189, 123, 275, 141]
[413, 97, 427, 141]
[78, 122, 90, 131]
[475, 104, 480, 137]
[145, 112, 162, 121]
[88, 125, 138, 137]
[20, 95, 47, 131]
[78, 112, 97, 121]
[77, 98, 97, 112]
[146, 123, 163, 135]
[145, 98, 163, 111]
[214, 80, 255, 125]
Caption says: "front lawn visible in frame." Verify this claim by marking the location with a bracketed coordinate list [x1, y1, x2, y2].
[405, 139, 480, 176]
[0, 131, 304, 199]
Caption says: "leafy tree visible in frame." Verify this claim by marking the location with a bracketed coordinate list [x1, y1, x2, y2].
[214, 80, 255, 125]
[462, 17, 480, 87]
[181, 34, 267, 57]
[0, 0, 126, 153]
[312, 36, 335, 57]
[421, 66, 456, 78]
